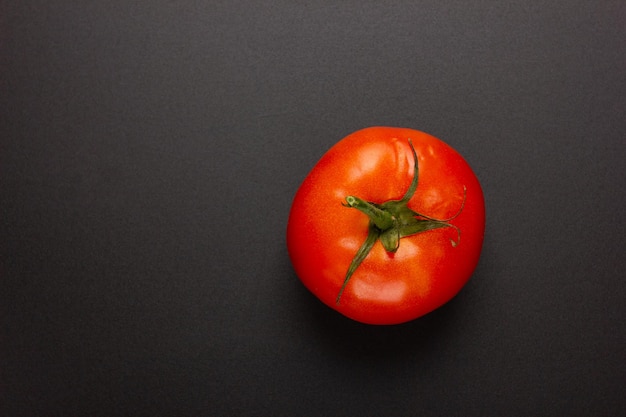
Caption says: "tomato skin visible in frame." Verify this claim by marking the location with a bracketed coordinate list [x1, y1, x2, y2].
[287, 127, 485, 325]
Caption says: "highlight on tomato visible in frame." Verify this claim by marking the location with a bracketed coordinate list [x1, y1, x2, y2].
[287, 127, 485, 325]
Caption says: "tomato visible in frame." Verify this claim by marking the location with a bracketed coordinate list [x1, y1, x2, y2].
[287, 127, 485, 325]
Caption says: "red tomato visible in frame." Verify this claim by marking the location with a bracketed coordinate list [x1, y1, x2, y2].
[287, 127, 485, 325]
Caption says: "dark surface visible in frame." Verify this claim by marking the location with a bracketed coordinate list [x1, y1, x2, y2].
[1, 1, 625, 416]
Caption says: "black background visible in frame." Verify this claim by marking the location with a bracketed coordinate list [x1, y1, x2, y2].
[1, 1, 625, 416]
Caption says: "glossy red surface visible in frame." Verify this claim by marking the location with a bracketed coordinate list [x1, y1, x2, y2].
[287, 127, 485, 324]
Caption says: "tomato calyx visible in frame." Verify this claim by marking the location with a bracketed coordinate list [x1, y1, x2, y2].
[336, 139, 466, 304]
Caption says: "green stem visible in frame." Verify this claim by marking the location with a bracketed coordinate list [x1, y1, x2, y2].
[336, 225, 380, 304]
[399, 139, 419, 204]
[344, 196, 395, 231]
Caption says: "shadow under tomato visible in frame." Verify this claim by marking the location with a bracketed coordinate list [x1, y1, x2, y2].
[291, 270, 468, 364]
